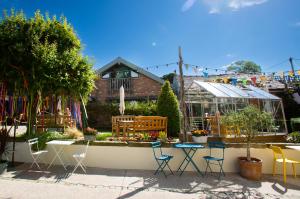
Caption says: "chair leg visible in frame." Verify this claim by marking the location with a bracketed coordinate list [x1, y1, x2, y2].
[165, 161, 174, 175]
[218, 161, 225, 179]
[204, 160, 209, 176]
[283, 161, 287, 184]
[292, 163, 296, 178]
[78, 161, 86, 173]
[154, 161, 163, 175]
[272, 160, 276, 176]
[72, 163, 80, 174]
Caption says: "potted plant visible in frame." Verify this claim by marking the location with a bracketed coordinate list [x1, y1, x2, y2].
[221, 105, 273, 180]
[191, 129, 209, 143]
[0, 124, 12, 174]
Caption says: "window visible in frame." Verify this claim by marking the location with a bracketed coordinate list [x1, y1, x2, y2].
[102, 73, 109, 79]
[131, 71, 139, 78]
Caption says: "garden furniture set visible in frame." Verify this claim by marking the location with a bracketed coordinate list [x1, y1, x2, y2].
[27, 138, 89, 174]
[152, 141, 226, 179]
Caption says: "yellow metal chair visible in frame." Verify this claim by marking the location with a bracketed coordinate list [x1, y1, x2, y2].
[271, 146, 300, 183]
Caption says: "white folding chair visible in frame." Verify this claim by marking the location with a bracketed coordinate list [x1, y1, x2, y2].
[72, 141, 89, 174]
[28, 138, 48, 169]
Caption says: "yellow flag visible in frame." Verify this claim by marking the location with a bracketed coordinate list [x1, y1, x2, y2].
[260, 76, 266, 81]
[289, 71, 294, 77]
[223, 77, 229, 83]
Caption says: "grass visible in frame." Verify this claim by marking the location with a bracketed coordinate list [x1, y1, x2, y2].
[96, 132, 112, 141]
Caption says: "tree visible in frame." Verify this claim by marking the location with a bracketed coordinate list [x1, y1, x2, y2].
[157, 81, 180, 137]
[162, 72, 176, 84]
[221, 105, 273, 161]
[227, 60, 261, 74]
[0, 10, 96, 134]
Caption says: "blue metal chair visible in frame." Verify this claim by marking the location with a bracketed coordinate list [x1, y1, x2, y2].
[203, 141, 226, 179]
[151, 141, 174, 177]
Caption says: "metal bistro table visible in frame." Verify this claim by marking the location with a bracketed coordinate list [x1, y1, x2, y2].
[47, 140, 75, 170]
[174, 143, 204, 176]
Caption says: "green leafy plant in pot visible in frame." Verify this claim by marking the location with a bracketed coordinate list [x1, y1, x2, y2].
[221, 105, 273, 180]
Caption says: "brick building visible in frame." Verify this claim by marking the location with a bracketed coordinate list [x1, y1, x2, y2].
[92, 57, 164, 102]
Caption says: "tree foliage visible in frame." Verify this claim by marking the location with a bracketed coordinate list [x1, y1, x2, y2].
[221, 105, 273, 161]
[0, 9, 96, 134]
[162, 72, 176, 84]
[227, 60, 261, 74]
[157, 81, 180, 137]
[0, 9, 95, 98]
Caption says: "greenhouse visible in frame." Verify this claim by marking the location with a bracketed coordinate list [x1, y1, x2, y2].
[186, 81, 287, 136]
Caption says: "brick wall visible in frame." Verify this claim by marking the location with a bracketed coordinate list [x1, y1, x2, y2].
[92, 74, 163, 102]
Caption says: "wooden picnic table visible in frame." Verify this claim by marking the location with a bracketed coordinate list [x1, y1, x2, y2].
[116, 120, 134, 137]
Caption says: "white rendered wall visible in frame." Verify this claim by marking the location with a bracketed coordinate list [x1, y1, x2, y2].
[11, 142, 300, 175]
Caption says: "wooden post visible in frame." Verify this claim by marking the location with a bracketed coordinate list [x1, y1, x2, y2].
[178, 46, 188, 142]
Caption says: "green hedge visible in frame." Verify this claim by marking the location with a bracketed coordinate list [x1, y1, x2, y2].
[87, 101, 157, 129]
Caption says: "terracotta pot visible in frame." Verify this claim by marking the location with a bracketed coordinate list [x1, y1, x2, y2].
[238, 157, 262, 181]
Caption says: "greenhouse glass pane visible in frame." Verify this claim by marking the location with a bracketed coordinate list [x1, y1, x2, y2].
[222, 84, 251, 98]
[246, 85, 280, 100]
[194, 81, 229, 98]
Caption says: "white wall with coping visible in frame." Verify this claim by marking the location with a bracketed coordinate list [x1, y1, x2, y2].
[10, 142, 300, 175]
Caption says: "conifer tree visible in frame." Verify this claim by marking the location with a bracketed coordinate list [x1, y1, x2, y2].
[157, 81, 180, 137]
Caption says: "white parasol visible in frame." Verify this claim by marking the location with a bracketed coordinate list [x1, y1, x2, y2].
[119, 86, 125, 115]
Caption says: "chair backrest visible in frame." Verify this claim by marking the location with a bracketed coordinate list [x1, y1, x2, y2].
[207, 141, 226, 159]
[271, 146, 285, 159]
[28, 138, 39, 153]
[151, 141, 162, 159]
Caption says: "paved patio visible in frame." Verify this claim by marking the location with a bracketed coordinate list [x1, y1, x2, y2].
[1, 163, 300, 199]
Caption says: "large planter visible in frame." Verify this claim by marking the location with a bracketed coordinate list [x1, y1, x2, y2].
[0, 160, 8, 174]
[238, 157, 262, 180]
[192, 136, 208, 143]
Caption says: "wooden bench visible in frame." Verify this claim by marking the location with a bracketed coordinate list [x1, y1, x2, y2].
[112, 115, 135, 135]
[131, 116, 167, 135]
[36, 114, 75, 132]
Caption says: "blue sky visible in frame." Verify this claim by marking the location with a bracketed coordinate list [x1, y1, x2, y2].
[1, 0, 300, 76]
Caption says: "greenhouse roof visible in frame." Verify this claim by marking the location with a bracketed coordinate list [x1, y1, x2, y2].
[192, 81, 280, 100]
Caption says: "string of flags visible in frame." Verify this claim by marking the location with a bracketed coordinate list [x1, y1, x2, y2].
[142, 60, 300, 84]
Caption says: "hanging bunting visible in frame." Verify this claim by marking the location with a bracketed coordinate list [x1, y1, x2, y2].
[250, 76, 257, 85]
[260, 76, 267, 82]
[279, 71, 284, 79]
[193, 67, 198, 74]
[242, 79, 248, 86]
[203, 71, 208, 78]
[288, 71, 294, 77]
[184, 64, 189, 70]
[223, 77, 229, 84]
[231, 78, 237, 86]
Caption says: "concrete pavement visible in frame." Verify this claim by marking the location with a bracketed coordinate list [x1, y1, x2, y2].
[1, 163, 300, 198]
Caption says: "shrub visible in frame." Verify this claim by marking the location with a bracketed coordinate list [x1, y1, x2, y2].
[64, 127, 84, 139]
[84, 127, 98, 135]
[286, 132, 300, 143]
[96, 133, 112, 141]
[157, 81, 180, 137]
[32, 130, 73, 150]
